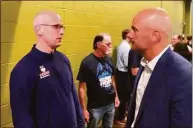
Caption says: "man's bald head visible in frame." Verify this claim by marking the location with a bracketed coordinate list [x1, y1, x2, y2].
[133, 7, 172, 37]
[33, 11, 62, 28]
[33, 11, 64, 50]
[130, 7, 172, 50]
[129, 7, 172, 60]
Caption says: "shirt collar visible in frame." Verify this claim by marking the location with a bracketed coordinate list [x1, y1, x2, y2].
[31, 44, 55, 61]
[140, 45, 170, 71]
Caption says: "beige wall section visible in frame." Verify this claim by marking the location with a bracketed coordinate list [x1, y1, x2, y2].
[162, 1, 184, 35]
[1, 1, 184, 127]
[190, 1, 193, 35]
[184, 0, 192, 35]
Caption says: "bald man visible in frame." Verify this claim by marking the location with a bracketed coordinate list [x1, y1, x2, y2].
[126, 8, 192, 128]
[10, 11, 84, 128]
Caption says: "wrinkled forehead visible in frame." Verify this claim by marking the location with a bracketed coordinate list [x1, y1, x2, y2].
[44, 14, 62, 25]
[132, 8, 172, 33]
[131, 14, 146, 30]
[34, 12, 63, 26]
[132, 11, 145, 24]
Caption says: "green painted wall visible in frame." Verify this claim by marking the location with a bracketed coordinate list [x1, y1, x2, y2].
[191, 1, 192, 34]
[161, 1, 184, 35]
[184, 0, 192, 35]
[1, 1, 186, 127]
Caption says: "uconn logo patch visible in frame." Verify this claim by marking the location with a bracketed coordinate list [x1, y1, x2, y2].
[39, 65, 50, 79]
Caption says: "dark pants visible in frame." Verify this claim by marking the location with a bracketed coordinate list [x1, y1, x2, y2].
[87, 103, 115, 128]
[115, 69, 132, 120]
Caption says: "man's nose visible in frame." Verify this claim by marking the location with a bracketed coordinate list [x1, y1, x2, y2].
[129, 31, 134, 39]
[59, 28, 64, 36]
[131, 29, 134, 34]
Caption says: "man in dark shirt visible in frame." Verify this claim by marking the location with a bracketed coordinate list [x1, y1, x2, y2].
[9, 11, 84, 128]
[128, 48, 143, 87]
[174, 42, 192, 62]
[77, 33, 120, 128]
[114, 29, 132, 125]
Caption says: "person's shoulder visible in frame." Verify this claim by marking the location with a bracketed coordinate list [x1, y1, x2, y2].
[167, 50, 191, 78]
[105, 55, 112, 61]
[81, 53, 94, 63]
[170, 50, 191, 66]
[164, 51, 192, 94]
[174, 43, 189, 51]
[56, 51, 68, 59]
[56, 51, 71, 64]
[120, 41, 131, 49]
[14, 52, 35, 68]
[156, 49, 191, 90]
[11, 52, 37, 76]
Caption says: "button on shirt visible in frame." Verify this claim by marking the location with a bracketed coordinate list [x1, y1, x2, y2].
[116, 40, 131, 72]
[131, 46, 170, 128]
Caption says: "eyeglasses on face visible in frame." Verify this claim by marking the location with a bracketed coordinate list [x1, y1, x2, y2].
[39, 24, 65, 31]
[104, 42, 112, 46]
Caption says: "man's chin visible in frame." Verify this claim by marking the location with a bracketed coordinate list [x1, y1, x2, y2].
[131, 44, 141, 52]
[53, 43, 61, 49]
[131, 43, 137, 50]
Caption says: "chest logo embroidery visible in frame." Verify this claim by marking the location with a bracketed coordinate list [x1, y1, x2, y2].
[39, 65, 50, 79]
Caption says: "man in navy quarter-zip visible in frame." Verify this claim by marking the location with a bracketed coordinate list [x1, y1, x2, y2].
[9, 11, 84, 128]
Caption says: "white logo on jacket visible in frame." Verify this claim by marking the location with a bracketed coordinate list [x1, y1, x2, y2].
[39, 65, 50, 79]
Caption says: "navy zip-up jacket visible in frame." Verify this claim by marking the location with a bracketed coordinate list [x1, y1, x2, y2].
[10, 45, 84, 128]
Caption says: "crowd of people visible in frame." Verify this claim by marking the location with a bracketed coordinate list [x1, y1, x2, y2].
[9, 7, 192, 128]
[171, 34, 192, 62]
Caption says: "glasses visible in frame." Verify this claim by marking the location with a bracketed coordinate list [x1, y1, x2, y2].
[104, 42, 112, 47]
[39, 24, 65, 31]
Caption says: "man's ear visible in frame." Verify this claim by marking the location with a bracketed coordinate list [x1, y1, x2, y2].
[35, 26, 43, 35]
[151, 31, 161, 42]
[96, 42, 101, 49]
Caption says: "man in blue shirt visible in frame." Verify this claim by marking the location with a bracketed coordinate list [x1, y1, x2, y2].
[114, 29, 132, 124]
[9, 11, 84, 128]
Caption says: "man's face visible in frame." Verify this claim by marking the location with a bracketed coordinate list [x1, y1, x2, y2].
[98, 35, 112, 56]
[171, 35, 180, 45]
[41, 15, 64, 49]
[125, 32, 132, 42]
[129, 19, 152, 52]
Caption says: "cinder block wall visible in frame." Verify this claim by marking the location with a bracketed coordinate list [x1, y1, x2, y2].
[1, 1, 185, 127]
